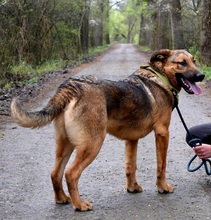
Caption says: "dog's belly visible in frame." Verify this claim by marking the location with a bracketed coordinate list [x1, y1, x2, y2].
[107, 120, 153, 140]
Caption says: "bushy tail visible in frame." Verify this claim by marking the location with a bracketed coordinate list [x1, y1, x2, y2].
[10, 98, 59, 128]
[10, 77, 86, 128]
[10, 86, 74, 128]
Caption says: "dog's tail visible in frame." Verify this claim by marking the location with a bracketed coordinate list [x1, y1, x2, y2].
[10, 98, 58, 128]
[10, 79, 82, 129]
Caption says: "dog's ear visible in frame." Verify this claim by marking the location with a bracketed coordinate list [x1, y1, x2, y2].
[150, 49, 172, 63]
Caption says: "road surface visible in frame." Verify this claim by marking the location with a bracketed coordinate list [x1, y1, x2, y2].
[0, 44, 210, 220]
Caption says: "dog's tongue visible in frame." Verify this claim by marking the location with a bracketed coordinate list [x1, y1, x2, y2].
[185, 79, 202, 95]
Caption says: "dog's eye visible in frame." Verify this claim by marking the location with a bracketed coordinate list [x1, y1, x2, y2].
[178, 61, 187, 67]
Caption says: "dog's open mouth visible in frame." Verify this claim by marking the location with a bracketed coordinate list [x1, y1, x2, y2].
[180, 77, 202, 95]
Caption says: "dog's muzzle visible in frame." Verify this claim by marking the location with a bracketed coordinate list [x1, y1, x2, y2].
[194, 72, 205, 82]
[177, 71, 205, 95]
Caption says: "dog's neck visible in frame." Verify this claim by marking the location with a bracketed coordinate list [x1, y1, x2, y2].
[140, 65, 179, 108]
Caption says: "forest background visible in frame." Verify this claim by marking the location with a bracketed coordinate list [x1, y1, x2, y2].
[0, 0, 211, 89]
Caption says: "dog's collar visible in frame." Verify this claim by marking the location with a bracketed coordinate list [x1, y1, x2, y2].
[140, 65, 179, 108]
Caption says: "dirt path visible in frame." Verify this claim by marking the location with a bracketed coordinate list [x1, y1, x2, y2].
[0, 44, 210, 220]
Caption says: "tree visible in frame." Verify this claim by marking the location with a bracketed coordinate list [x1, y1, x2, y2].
[79, 0, 91, 53]
[154, 0, 170, 49]
[200, 0, 211, 65]
[181, 0, 202, 52]
[89, 0, 110, 47]
[169, 0, 184, 49]
[109, 2, 128, 43]
[109, 0, 142, 44]
[138, 1, 155, 49]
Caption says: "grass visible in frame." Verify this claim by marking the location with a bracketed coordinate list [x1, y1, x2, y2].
[2, 59, 66, 89]
[11, 59, 66, 78]
[88, 44, 110, 55]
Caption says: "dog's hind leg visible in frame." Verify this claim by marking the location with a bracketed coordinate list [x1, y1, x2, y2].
[65, 135, 105, 211]
[155, 125, 173, 193]
[125, 140, 142, 193]
[51, 116, 73, 204]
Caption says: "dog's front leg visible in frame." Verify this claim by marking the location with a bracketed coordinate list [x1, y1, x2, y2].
[125, 140, 142, 193]
[155, 128, 173, 193]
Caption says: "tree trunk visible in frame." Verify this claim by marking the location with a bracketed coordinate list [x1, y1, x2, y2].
[154, 1, 170, 50]
[96, 2, 104, 46]
[169, 0, 184, 49]
[103, 0, 110, 44]
[80, 1, 90, 53]
[97, 0, 110, 46]
[200, 0, 211, 65]
[139, 14, 144, 46]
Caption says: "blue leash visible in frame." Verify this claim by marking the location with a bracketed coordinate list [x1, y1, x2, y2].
[175, 105, 211, 175]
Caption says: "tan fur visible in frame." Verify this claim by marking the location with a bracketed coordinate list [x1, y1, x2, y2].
[10, 49, 204, 211]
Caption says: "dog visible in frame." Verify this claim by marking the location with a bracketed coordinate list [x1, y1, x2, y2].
[10, 49, 205, 211]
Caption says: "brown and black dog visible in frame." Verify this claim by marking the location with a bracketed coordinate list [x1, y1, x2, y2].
[11, 49, 204, 211]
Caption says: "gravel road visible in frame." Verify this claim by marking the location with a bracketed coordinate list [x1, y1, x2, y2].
[0, 44, 210, 220]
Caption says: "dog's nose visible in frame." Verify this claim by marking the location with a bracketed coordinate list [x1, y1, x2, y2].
[196, 72, 205, 82]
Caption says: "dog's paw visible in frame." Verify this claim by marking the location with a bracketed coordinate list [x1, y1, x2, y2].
[74, 201, 93, 211]
[55, 195, 71, 204]
[157, 183, 174, 194]
[127, 182, 143, 193]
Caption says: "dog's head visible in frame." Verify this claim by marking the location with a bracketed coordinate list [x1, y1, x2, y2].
[148, 49, 205, 94]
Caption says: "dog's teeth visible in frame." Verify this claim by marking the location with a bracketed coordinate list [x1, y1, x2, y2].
[183, 80, 190, 89]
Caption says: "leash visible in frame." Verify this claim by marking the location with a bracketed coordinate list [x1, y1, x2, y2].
[175, 104, 211, 175]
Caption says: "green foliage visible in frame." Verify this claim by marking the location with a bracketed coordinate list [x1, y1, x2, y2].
[109, 0, 148, 43]
[188, 46, 200, 63]
[200, 66, 211, 80]
[11, 62, 34, 77]
[110, 10, 127, 42]
[36, 60, 67, 75]
[3, 82, 13, 90]
[27, 77, 39, 84]
[0, 0, 91, 78]
[186, 47, 211, 80]
[139, 46, 152, 53]
[1, 59, 67, 89]
[133, 34, 139, 45]
[88, 45, 110, 55]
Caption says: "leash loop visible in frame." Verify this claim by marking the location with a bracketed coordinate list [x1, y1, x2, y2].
[188, 138, 202, 148]
[203, 159, 211, 175]
[187, 155, 204, 172]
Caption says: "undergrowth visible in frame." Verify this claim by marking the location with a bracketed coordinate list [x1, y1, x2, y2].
[0, 45, 110, 90]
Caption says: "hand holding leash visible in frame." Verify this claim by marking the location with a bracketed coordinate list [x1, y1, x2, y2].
[193, 143, 211, 159]
[175, 106, 211, 175]
[187, 139, 211, 174]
